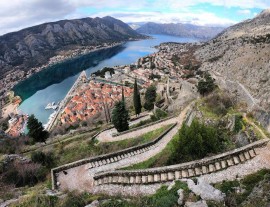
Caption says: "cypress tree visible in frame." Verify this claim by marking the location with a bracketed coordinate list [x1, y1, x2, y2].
[133, 78, 142, 116]
[112, 101, 129, 132]
[144, 85, 157, 110]
[121, 86, 125, 102]
[27, 114, 49, 143]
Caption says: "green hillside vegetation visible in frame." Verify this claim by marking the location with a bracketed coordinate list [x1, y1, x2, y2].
[125, 119, 233, 170]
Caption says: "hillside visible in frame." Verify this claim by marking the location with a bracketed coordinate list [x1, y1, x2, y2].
[195, 9, 270, 131]
[0, 16, 144, 78]
[136, 22, 224, 40]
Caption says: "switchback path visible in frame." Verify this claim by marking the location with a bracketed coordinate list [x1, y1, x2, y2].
[96, 114, 178, 142]
[56, 104, 192, 192]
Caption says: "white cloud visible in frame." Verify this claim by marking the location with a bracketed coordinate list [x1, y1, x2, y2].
[237, 9, 251, 15]
[0, 0, 269, 35]
[90, 11, 236, 27]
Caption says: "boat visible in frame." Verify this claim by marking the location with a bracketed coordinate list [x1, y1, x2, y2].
[45, 102, 59, 110]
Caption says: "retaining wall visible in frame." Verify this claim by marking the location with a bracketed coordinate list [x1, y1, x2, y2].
[51, 123, 177, 190]
[93, 139, 269, 186]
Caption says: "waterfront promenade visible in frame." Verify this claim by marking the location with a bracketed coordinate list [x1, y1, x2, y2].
[46, 71, 87, 131]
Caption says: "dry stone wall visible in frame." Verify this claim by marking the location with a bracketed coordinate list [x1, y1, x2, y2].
[93, 139, 268, 186]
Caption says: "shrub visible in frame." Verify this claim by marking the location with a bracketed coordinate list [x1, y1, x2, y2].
[197, 73, 216, 96]
[205, 91, 233, 116]
[234, 115, 243, 133]
[151, 109, 168, 121]
[168, 119, 220, 164]
[31, 151, 55, 168]
[144, 85, 157, 110]
[3, 162, 47, 187]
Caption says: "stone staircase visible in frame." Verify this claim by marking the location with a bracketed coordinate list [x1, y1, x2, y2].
[93, 139, 268, 186]
[51, 123, 177, 190]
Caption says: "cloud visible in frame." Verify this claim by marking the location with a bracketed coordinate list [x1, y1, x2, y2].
[90, 11, 236, 27]
[237, 9, 251, 15]
[0, 0, 74, 35]
[0, 0, 269, 35]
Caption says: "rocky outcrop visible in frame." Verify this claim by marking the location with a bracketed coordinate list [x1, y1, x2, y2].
[195, 9, 270, 131]
[196, 9, 270, 110]
[136, 22, 224, 40]
[0, 16, 144, 79]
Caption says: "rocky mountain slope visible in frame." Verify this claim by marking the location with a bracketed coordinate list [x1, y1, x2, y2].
[195, 9, 270, 131]
[136, 22, 224, 40]
[0, 16, 144, 78]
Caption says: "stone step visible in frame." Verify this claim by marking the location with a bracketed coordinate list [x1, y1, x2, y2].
[112, 176, 119, 183]
[227, 158, 234, 166]
[201, 166, 208, 174]
[98, 160, 103, 166]
[129, 176, 135, 184]
[233, 156, 240, 165]
[135, 175, 142, 184]
[154, 174, 161, 182]
[168, 172, 175, 180]
[87, 163, 93, 169]
[118, 176, 124, 183]
[221, 160, 227, 169]
[244, 151, 251, 160]
[142, 175, 148, 183]
[161, 173, 168, 181]
[249, 149, 256, 158]
[215, 162, 221, 171]
[175, 171, 182, 179]
[148, 175, 154, 183]
[188, 169, 195, 177]
[95, 161, 100, 167]
[108, 176, 113, 183]
[182, 170, 188, 178]
[123, 176, 129, 184]
[208, 164, 216, 173]
[239, 153, 246, 162]
[103, 177, 108, 184]
[195, 167, 202, 176]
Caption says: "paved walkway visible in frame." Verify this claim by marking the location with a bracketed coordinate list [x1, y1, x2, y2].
[97, 114, 178, 142]
[56, 104, 191, 192]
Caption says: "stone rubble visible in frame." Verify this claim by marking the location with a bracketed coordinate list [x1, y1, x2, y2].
[184, 179, 225, 202]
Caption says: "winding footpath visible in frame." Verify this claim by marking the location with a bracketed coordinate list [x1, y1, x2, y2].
[55, 104, 192, 192]
[96, 113, 178, 142]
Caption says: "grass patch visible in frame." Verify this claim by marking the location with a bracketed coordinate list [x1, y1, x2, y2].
[55, 124, 172, 165]
[124, 132, 178, 170]
[129, 119, 152, 129]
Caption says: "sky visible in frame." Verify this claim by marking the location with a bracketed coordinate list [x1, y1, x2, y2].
[0, 0, 269, 35]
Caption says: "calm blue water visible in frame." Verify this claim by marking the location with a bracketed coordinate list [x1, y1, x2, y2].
[14, 34, 198, 124]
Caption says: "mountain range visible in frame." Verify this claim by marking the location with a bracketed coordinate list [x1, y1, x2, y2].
[0, 16, 144, 79]
[136, 22, 224, 40]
